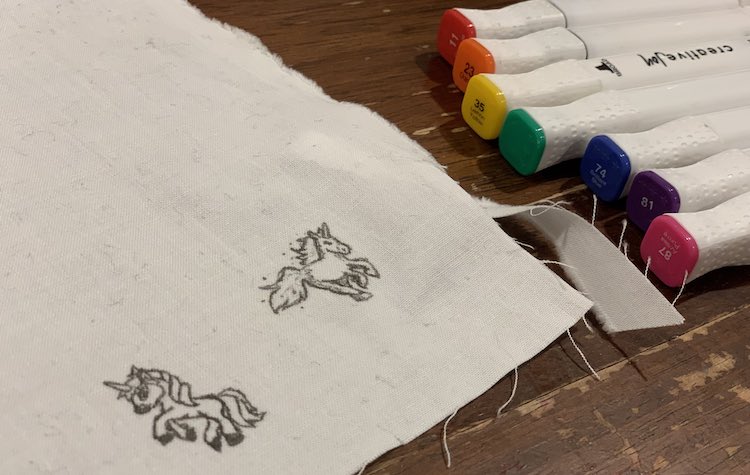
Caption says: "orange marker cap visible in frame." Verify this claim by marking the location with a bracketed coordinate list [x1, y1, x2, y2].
[437, 9, 476, 65]
[452, 38, 496, 92]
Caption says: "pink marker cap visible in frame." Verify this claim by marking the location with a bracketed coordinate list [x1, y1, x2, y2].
[640, 215, 700, 287]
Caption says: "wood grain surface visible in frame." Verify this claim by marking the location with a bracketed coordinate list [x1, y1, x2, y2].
[191, 1, 750, 473]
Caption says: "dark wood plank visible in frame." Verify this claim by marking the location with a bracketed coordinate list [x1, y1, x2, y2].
[366, 303, 750, 475]
[190, 1, 750, 472]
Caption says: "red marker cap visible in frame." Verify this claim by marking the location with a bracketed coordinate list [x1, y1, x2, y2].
[437, 9, 476, 65]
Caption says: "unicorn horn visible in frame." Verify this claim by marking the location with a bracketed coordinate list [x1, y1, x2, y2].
[103, 381, 131, 395]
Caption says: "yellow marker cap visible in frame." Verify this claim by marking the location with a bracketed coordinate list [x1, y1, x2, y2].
[461, 74, 507, 140]
[452, 38, 496, 93]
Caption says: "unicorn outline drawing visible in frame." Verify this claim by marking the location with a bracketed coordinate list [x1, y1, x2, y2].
[104, 366, 265, 452]
[261, 223, 380, 313]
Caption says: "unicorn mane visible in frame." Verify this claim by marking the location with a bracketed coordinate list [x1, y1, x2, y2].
[139, 368, 197, 406]
[292, 223, 333, 265]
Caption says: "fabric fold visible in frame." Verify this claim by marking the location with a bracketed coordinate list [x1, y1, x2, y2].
[478, 199, 684, 332]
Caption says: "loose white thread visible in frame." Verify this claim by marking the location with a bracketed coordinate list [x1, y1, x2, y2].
[442, 408, 460, 468]
[356, 465, 366, 475]
[532, 199, 572, 207]
[567, 328, 601, 381]
[617, 219, 628, 250]
[644, 256, 651, 279]
[622, 242, 629, 259]
[671, 270, 689, 306]
[581, 315, 593, 333]
[540, 259, 576, 270]
[514, 239, 535, 250]
[529, 200, 572, 216]
[591, 195, 598, 225]
[496, 367, 519, 417]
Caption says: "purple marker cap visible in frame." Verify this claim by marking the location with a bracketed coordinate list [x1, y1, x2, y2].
[626, 171, 681, 231]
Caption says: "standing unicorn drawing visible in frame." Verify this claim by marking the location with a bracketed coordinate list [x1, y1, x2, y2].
[104, 366, 264, 452]
[261, 223, 380, 313]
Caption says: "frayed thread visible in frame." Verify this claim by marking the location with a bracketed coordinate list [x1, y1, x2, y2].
[567, 329, 601, 381]
[529, 200, 572, 216]
[496, 367, 518, 417]
[514, 239, 535, 250]
[540, 259, 576, 270]
[671, 270, 689, 306]
[591, 195, 598, 225]
[442, 408, 460, 468]
[617, 219, 627, 251]
[581, 315, 593, 333]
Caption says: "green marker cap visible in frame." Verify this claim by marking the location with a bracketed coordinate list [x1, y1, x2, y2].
[498, 109, 546, 176]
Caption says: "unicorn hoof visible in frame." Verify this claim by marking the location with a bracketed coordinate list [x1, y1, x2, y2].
[156, 433, 175, 445]
[207, 437, 223, 452]
[225, 432, 244, 446]
[185, 427, 197, 441]
[352, 292, 372, 302]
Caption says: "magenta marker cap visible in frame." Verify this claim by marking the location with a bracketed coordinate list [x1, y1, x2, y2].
[640, 191, 750, 287]
[640, 215, 699, 287]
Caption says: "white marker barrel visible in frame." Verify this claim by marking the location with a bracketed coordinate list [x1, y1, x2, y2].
[498, 71, 750, 176]
[461, 38, 750, 139]
[627, 148, 750, 230]
[458, 1, 566, 39]
[437, 0, 742, 63]
[640, 191, 750, 287]
[580, 106, 750, 201]
[549, 0, 746, 26]
[467, 8, 750, 74]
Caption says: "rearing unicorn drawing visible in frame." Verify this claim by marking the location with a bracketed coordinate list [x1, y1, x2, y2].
[261, 223, 380, 313]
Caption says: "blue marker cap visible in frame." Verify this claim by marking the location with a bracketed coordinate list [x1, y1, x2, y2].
[626, 171, 681, 231]
[580, 135, 631, 202]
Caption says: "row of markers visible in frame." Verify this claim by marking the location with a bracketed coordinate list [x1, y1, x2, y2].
[437, 0, 750, 288]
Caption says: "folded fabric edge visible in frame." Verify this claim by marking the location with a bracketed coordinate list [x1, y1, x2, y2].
[475, 197, 685, 333]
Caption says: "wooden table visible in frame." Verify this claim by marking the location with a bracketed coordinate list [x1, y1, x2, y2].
[192, 1, 750, 472]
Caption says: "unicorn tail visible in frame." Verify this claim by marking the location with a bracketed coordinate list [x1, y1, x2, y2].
[218, 388, 265, 428]
[260, 266, 307, 313]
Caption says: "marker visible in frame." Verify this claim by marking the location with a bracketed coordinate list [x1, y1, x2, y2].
[452, 7, 750, 78]
[580, 106, 750, 202]
[640, 191, 750, 287]
[627, 149, 750, 230]
[437, 0, 743, 64]
[461, 38, 750, 139]
[498, 71, 750, 176]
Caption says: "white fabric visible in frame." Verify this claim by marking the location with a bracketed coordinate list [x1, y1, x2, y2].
[478, 200, 684, 332]
[0, 1, 592, 474]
